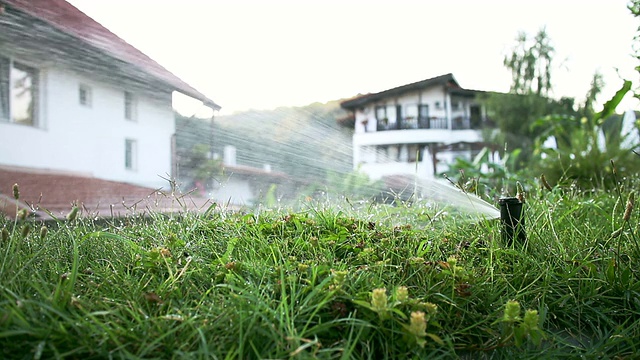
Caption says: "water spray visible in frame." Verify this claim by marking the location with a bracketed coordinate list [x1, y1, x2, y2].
[498, 197, 526, 246]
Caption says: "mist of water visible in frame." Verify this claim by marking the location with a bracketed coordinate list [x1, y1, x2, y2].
[414, 179, 500, 219]
[177, 103, 500, 221]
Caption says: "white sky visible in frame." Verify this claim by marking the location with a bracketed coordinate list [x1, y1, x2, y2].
[67, 0, 639, 116]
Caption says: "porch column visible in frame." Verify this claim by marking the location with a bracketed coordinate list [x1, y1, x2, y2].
[445, 92, 452, 130]
[353, 143, 361, 170]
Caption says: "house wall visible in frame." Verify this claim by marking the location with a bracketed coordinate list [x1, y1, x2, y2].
[356, 143, 473, 180]
[353, 128, 482, 147]
[0, 65, 174, 189]
[359, 161, 431, 180]
[210, 177, 255, 206]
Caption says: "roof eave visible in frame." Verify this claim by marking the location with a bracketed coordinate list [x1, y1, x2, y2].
[341, 73, 458, 110]
[204, 99, 222, 111]
[180, 91, 221, 111]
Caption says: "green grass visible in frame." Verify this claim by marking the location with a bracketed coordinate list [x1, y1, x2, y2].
[1, 182, 640, 359]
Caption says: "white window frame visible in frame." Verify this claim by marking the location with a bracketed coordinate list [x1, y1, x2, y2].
[125, 138, 138, 171]
[79, 84, 92, 107]
[124, 91, 137, 121]
[0, 55, 40, 127]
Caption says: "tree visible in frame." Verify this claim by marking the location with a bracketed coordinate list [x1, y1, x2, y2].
[582, 71, 605, 119]
[481, 28, 575, 170]
[481, 92, 576, 170]
[503, 28, 554, 97]
[630, 0, 640, 100]
[527, 2, 640, 189]
[180, 143, 222, 191]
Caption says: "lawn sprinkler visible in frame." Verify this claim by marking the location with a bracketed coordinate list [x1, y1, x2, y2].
[498, 197, 526, 246]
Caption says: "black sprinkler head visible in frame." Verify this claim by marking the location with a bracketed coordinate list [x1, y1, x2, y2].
[498, 197, 526, 246]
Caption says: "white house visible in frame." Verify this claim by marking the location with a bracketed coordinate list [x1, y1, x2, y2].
[0, 0, 219, 190]
[340, 73, 496, 180]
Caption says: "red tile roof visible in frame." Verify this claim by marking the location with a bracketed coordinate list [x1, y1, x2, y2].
[2, 0, 220, 110]
[0, 166, 215, 219]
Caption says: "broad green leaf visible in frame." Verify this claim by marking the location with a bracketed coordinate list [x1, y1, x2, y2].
[472, 147, 490, 167]
[595, 80, 632, 121]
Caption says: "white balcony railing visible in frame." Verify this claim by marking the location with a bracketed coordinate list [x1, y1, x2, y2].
[376, 116, 484, 131]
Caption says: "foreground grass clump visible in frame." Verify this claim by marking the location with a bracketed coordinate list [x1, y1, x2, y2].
[1, 186, 640, 358]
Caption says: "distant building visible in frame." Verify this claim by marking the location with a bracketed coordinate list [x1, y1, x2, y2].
[209, 145, 306, 207]
[0, 0, 219, 218]
[340, 73, 497, 180]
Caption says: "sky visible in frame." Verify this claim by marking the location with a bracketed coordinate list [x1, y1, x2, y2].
[67, 0, 639, 116]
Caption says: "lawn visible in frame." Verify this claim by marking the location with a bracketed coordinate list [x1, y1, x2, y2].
[1, 180, 639, 359]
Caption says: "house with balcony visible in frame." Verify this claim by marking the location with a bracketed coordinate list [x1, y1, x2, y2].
[340, 73, 496, 180]
[0, 0, 220, 218]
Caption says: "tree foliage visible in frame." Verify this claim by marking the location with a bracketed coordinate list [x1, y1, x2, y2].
[181, 143, 222, 190]
[504, 28, 554, 97]
[174, 115, 220, 190]
[630, 0, 640, 101]
[582, 71, 605, 119]
[481, 92, 577, 169]
[480, 27, 577, 169]
[445, 147, 521, 197]
[531, 81, 638, 189]
[528, 2, 640, 188]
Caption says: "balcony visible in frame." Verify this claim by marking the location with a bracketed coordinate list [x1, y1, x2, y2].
[376, 116, 484, 131]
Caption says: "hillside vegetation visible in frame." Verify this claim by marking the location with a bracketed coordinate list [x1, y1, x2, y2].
[175, 100, 354, 192]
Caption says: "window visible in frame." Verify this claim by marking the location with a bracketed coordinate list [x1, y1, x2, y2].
[124, 91, 137, 120]
[418, 104, 429, 128]
[418, 104, 429, 119]
[386, 105, 397, 126]
[470, 104, 482, 128]
[407, 144, 424, 163]
[375, 105, 386, 121]
[377, 145, 389, 162]
[405, 104, 418, 118]
[403, 104, 418, 129]
[125, 139, 138, 170]
[79, 84, 92, 107]
[388, 145, 399, 161]
[0, 56, 39, 127]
